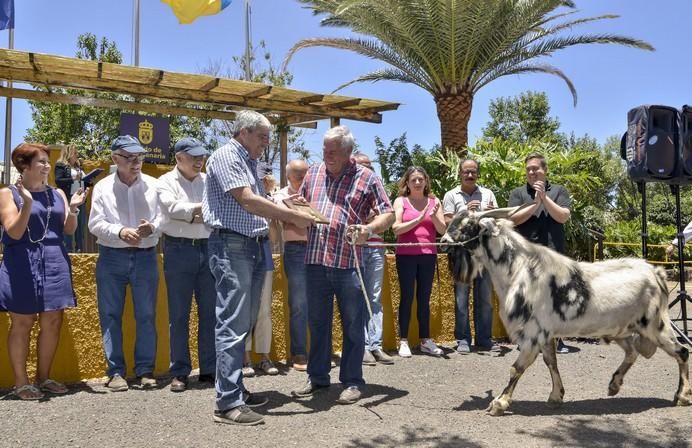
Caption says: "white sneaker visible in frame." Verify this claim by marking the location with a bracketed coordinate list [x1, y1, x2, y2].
[420, 339, 443, 356]
[398, 340, 412, 358]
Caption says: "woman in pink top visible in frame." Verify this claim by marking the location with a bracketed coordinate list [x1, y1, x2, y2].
[392, 167, 446, 358]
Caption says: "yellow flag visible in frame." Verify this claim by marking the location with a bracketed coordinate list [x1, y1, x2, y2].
[161, 0, 232, 25]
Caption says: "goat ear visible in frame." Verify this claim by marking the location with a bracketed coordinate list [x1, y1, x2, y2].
[478, 217, 500, 237]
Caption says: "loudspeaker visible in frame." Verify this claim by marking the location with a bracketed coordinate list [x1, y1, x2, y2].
[680, 105, 692, 177]
[622, 105, 678, 182]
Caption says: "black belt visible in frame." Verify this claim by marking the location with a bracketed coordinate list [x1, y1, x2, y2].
[105, 246, 155, 252]
[284, 241, 307, 245]
[164, 235, 208, 246]
[216, 228, 268, 243]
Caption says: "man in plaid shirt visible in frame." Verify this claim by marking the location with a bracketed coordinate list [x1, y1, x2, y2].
[291, 126, 394, 405]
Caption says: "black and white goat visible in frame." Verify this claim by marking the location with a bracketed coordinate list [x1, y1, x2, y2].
[441, 207, 691, 416]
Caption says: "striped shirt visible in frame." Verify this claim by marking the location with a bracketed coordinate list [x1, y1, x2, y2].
[202, 139, 268, 237]
[300, 160, 392, 269]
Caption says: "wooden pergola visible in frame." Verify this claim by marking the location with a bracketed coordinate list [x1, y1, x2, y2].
[0, 49, 399, 184]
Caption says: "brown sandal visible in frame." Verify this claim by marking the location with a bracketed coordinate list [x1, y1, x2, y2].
[39, 379, 68, 395]
[14, 384, 44, 400]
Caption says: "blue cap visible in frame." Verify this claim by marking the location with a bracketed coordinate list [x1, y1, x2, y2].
[111, 135, 145, 154]
[174, 137, 209, 157]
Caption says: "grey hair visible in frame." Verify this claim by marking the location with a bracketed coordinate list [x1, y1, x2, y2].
[324, 125, 355, 151]
[233, 110, 271, 136]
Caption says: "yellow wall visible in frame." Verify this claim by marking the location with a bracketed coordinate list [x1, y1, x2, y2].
[0, 255, 506, 388]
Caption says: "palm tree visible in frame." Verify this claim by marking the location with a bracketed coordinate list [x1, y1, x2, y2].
[284, 0, 653, 154]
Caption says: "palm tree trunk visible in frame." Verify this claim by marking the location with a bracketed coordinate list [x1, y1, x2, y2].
[435, 91, 473, 155]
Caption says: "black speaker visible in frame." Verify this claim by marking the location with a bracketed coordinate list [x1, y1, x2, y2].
[623, 105, 678, 182]
[680, 105, 692, 178]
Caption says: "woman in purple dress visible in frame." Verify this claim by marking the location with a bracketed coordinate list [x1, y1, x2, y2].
[0, 143, 88, 400]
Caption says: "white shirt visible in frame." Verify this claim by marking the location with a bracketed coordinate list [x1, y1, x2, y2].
[70, 167, 86, 195]
[671, 220, 692, 247]
[157, 167, 211, 239]
[88, 172, 163, 248]
[443, 185, 497, 216]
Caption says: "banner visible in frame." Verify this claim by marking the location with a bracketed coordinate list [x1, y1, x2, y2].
[0, 0, 14, 30]
[161, 0, 232, 25]
[119, 114, 170, 164]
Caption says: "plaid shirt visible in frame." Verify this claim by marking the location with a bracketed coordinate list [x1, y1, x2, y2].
[202, 139, 268, 237]
[301, 160, 392, 269]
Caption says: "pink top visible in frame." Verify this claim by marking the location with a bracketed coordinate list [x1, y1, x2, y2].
[396, 197, 437, 255]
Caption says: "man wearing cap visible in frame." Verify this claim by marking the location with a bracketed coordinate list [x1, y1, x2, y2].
[203, 110, 313, 426]
[157, 137, 215, 392]
[88, 135, 163, 391]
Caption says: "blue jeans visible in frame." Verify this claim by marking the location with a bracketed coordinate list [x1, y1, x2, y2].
[395, 254, 436, 338]
[163, 237, 216, 377]
[454, 270, 493, 347]
[306, 264, 366, 388]
[95, 246, 159, 377]
[362, 246, 385, 351]
[208, 231, 265, 411]
[282, 242, 308, 357]
[63, 204, 86, 253]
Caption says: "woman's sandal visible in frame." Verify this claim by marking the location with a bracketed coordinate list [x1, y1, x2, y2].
[39, 379, 68, 395]
[14, 384, 44, 401]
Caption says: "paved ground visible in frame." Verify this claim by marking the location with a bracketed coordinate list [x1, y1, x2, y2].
[1, 339, 690, 448]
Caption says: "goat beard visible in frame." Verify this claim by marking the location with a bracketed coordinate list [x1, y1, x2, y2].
[447, 246, 480, 285]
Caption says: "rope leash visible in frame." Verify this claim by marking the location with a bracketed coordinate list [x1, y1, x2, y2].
[347, 230, 480, 320]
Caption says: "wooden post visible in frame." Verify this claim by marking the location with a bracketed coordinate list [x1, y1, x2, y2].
[330, 117, 340, 128]
[279, 128, 288, 187]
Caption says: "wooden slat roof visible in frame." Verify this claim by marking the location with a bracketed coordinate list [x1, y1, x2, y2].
[0, 49, 399, 124]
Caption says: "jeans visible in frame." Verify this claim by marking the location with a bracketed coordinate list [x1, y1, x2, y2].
[282, 242, 308, 357]
[163, 237, 216, 377]
[208, 231, 266, 411]
[306, 264, 366, 388]
[454, 270, 493, 347]
[362, 246, 385, 351]
[63, 204, 86, 253]
[95, 245, 159, 377]
[396, 254, 436, 339]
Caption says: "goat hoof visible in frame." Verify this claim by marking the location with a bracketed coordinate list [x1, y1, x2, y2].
[486, 400, 507, 416]
[547, 398, 563, 408]
[674, 394, 692, 406]
[608, 382, 621, 397]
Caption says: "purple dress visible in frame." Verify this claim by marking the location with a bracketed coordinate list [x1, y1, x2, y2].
[0, 186, 76, 314]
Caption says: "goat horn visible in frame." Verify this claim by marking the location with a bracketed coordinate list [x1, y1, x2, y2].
[474, 203, 532, 220]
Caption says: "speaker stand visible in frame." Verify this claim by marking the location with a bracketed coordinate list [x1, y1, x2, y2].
[668, 185, 692, 345]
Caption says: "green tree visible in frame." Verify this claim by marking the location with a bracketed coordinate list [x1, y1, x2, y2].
[25, 33, 214, 160]
[483, 91, 561, 142]
[285, 0, 653, 154]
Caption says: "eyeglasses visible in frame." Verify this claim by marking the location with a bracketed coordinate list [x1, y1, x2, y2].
[114, 153, 146, 164]
[461, 170, 478, 176]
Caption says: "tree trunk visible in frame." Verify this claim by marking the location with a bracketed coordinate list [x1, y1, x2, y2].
[435, 91, 473, 156]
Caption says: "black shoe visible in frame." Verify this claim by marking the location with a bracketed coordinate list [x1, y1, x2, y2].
[243, 391, 269, 408]
[170, 376, 188, 392]
[213, 405, 264, 426]
[291, 380, 329, 398]
[198, 374, 215, 384]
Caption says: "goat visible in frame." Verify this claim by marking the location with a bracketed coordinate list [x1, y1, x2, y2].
[441, 207, 691, 416]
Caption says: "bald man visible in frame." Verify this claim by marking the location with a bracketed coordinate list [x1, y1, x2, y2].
[273, 159, 310, 371]
[354, 154, 394, 366]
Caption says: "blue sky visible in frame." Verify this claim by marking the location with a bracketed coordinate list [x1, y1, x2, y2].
[2, 0, 692, 167]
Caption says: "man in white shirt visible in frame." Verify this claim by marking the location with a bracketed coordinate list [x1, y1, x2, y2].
[157, 137, 215, 392]
[443, 158, 499, 355]
[88, 135, 163, 392]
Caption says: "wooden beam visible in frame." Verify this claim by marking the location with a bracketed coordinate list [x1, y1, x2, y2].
[0, 86, 239, 121]
[245, 85, 272, 97]
[326, 98, 361, 108]
[291, 122, 317, 129]
[199, 77, 220, 92]
[0, 67, 385, 123]
[298, 94, 324, 104]
[279, 129, 288, 187]
[97, 62, 103, 79]
[330, 117, 341, 127]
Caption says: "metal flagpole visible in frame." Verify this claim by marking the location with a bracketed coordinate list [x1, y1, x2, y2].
[244, 0, 252, 81]
[3, 27, 13, 184]
[132, 0, 140, 66]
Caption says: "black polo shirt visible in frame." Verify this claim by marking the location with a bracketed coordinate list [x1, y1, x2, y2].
[508, 182, 571, 254]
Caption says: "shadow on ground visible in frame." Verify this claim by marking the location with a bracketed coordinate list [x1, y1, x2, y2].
[345, 427, 484, 448]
